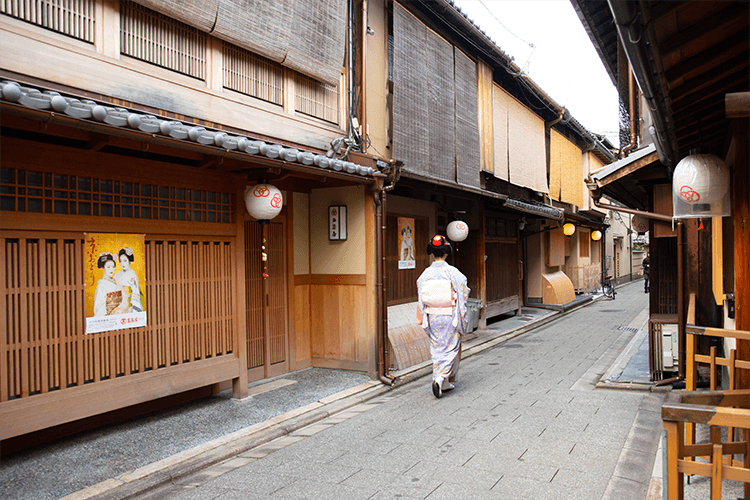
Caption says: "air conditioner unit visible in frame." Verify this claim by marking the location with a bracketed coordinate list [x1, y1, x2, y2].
[660, 324, 679, 371]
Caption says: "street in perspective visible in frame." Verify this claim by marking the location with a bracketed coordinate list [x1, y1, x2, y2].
[121, 282, 660, 500]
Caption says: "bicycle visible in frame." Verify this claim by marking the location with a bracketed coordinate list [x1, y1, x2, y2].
[601, 270, 616, 299]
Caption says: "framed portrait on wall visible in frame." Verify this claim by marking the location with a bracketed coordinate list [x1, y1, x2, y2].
[398, 217, 416, 269]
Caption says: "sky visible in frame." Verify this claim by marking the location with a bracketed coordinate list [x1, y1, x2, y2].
[452, 0, 620, 147]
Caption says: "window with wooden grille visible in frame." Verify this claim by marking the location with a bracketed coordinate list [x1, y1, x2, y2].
[120, 2, 206, 80]
[223, 44, 283, 106]
[0, 168, 232, 223]
[295, 73, 339, 124]
[2, 235, 236, 401]
[1, 0, 95, 42]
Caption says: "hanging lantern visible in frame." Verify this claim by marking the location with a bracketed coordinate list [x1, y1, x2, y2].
[631, 214, 649, 234]
[672, 153, 730, 218]
[245, 183, 283, 221]
[447, 220, 469, 242]
[563, 223, 576, 236]
[591, 230, 602, 241]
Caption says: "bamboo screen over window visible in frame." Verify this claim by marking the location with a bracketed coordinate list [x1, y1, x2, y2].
[1, 234, 235, 402]
[295, 73, 339, 124]
[1, 0, 95, 43]
[223, 44, 284, 106]
[120, 2, 206, 80]
[393, 4, 480, 186]
[492, 84, 548, 194]
[550, 129, 584, 207]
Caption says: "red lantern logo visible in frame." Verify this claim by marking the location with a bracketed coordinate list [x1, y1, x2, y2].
[679, 185, 700, 202]
[270, 193, 282, 209]
[253, 185, 270, 198]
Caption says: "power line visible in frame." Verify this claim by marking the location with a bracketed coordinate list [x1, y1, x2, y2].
[476, 0, 535, 49]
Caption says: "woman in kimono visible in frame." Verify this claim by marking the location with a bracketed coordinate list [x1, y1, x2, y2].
[417, 235, 470, 398]
[93, 253, 122, 316]
[114, 247, 143, 313]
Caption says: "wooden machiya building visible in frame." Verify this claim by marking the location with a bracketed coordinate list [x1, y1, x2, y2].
[0, 0, 394, 443]
[376, 1, 614, 371]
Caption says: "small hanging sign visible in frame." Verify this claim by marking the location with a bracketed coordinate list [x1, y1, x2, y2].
[329, 205, 348, 241]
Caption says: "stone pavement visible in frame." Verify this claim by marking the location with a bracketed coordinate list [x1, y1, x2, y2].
[128, 283, 662, 500]
[2, 281, 682, 500]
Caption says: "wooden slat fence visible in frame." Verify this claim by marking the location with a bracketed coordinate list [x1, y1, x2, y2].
[1, 232, 236, 403]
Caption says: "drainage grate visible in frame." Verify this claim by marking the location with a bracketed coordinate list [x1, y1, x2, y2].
[618, 326, 639, 332]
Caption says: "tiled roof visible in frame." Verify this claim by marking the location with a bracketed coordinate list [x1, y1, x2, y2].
[0, 80, 378, 177]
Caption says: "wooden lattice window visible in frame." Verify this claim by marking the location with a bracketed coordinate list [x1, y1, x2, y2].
[223, 44, 284, 106]
[0, 0, 95, 42]
[295, 73, 339, 124]
[2, 235, 236, 401]
[0, 168, 232, 223]
[120, 2, 206, 80]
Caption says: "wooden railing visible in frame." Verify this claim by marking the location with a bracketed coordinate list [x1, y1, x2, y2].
[662, 325, 750, 499]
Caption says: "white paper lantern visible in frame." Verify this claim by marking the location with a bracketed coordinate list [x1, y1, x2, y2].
[672, 153, 730, 218]
[632, 214, 649, 234]
[447, 220, 469, 242]
[245, 184, 283, 220]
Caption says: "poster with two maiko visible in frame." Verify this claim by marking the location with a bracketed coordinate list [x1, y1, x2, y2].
[85, 233, 147, 334]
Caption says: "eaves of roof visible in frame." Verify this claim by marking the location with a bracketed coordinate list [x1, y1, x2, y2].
[0, 80, 380, 182]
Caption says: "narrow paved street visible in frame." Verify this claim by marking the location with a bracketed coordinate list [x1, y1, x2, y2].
[138, 283, 662, 500]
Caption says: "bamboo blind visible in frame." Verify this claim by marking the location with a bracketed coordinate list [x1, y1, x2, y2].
[223, 44, 284, 106]
[394, 3, 458, 183]
[1, 234, 236, 402]
[120, 2, 206, 80]
[129, 0, 219, 34]
[549, 129, 584, 207]
[213, 0, 289, 66]
[283, 0, 347, 87]
[0, 168, 232, 223]
[295, 73, 340, 124]
[492, 84, 548, 193]
[454, 48, 481, 188]
[476, 60, 495, 174]
[0, 0, 95, 43]
[392, 4, 428, 176]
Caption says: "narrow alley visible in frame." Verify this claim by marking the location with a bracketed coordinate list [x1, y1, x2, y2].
[131, 282, 659, 500]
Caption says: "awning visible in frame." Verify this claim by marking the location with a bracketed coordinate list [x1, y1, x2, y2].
[503, 198, 564, 220]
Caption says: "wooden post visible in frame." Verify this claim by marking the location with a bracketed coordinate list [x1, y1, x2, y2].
[730, 100, 749, 388]
[712, 443, 723, 500]
[665, 420, 685, 500]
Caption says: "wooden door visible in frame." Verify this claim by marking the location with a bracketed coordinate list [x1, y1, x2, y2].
[244, 220, 288, 381]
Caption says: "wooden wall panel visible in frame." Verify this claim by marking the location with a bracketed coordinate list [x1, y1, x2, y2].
[292, 283, 311, 366]
[1, 233, 238, 404]
[310, 282, 368, 364]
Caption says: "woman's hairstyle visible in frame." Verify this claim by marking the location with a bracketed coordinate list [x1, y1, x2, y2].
[118, 247, 135, 262]
[97, 253, 116, 269]
[426, 235, 452, 257]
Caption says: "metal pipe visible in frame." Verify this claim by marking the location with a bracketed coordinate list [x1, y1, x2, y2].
[620, 67, 638, 157]
[361, 0, 368, 153]
[373, 184, 394, 386]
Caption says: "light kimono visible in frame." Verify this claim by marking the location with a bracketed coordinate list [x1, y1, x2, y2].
[416, 260, 470, 389]
[115, 268, 143, 313]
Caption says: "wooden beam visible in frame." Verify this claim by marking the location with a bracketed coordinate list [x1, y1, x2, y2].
[727, 92, 750, 119]
[734, 118, 750, 389]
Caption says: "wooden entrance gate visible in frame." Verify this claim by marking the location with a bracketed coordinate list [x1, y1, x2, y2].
[244, 220, 288, 381]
